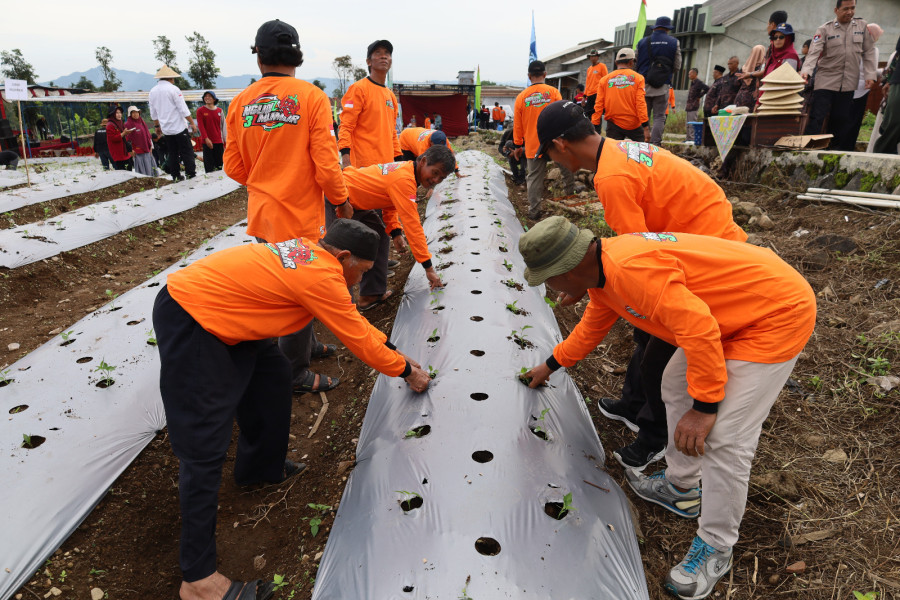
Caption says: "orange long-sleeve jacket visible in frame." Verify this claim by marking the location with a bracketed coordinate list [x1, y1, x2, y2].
[593, 140, 747, 241]
[592, 69, 649, 129]
[399, 127, 455, 156]
[552, 233, 816, 405]
[167, 240, 409, 376]
[224, 76, 348, 243]
[338, 77, 401, 167]
[514, 83, 562, 158]
[342, 161, 432, 267]
[584, 62, 609, 97]
[666, 87, 675, 114]
[491, 106, 506, 122]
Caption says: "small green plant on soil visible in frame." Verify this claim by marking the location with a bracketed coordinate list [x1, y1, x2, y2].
[853, 593, 877, 600]
[518, 367, 532, 385]
[503, 278, 523, 290]
[306, 503, 332, 536]
[58, 570, 67, 583]
[43, 206, 51, 219]
[94, 359, 116, 386]
[439, 224, 453, 232]
[509, 326, 534, 348]
[146, 329, 157, 346]
[1, 369, 12, 385]
[506, 300, 524, 315]
[89, 567, 106, 576]
[429, 290, 444, 306]
[502, 259, 513, 271]
[439, 212, 452, 221]
[533, 407, 551, 435]
[440, 243, 453, 254]
[10, 405, 25, 414]
[499, 242, 508, 253]
[273, 574, 288, 592]
[61, 330, 74, 342]
[427, 329, 440, 343]
[493, 218, 502, 227]
[22, 433, 34, 448]
[405, 426, 429, 439]
[544, 296, 558, 308]
[395, 490, 423, 511]
[179, 249, 190, 266]
[557, 492, 576, 518]
[427, 365, 438, 379]
[105, 289, 119, 309]
[808, 375, 823, 390]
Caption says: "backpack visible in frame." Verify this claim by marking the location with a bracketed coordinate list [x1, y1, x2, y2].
[646, 42, 674, 88]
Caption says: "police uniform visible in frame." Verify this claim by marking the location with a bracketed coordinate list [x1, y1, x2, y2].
[801, 17, 876, 150]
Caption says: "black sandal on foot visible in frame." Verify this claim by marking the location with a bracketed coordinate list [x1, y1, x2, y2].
[293, 371, 340, 395]
[311, 342, 338, 359]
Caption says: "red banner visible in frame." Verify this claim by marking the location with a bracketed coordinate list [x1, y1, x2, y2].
[397, 94, 469, 137]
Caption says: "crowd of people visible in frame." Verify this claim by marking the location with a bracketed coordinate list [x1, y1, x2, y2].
[582, 0, 898, 154]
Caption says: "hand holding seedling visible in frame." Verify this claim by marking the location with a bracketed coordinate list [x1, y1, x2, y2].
[524, 362, 553, 388]
[392, 235, 408, 254]
[425, 267, 444, 290]
[335, 201, 354, 220]
[405, 364, 432, 393]
[555, 291, 584, 307]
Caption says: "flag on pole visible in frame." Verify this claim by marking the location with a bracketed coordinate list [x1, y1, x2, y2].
[475, 65, 482, 113]
[632, 0, 648, 49]
[529, 11, 538, 64]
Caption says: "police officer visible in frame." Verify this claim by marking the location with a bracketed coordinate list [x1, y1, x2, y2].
[636, 16, 681, 144]
[801, 0, 876, 150]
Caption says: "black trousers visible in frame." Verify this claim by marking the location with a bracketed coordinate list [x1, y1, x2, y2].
[153, 286, 292, 581]
[583, 94, 597, 119]
[202, 142, 224, 173]
[508, 153, 527, 183]
[606, 120, 645, 141]
[804, 89, 855, 150]
[400, 149, 417, 161]
[619, 327, 677, 449]
[355, 209, 391, 297]
[164, 129, 197, 180]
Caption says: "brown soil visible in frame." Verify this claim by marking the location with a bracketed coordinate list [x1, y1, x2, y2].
[7, 135, 900, 600]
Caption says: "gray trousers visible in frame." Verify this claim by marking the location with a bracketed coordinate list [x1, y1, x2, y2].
[685, 110, 698, 141]
[525, 156, 575, 219]
[646, 90, 669, 145]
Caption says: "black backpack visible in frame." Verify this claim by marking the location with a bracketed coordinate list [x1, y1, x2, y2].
[646, 42, 674, 88]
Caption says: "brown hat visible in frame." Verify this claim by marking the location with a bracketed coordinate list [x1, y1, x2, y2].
[519, 216, 594, 286]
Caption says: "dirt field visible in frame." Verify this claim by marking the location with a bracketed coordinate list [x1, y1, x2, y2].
[5, 139, 900, 600]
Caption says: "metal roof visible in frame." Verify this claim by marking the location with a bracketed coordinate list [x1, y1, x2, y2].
[546, 70, 580, 80]
[561, 48, 612, 66]
[704, 0, 770, 27]
[540, 38, 612, 62]
[21, 89, 248, 103]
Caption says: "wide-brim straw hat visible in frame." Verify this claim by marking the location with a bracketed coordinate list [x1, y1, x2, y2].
[154, 65, 181, 79]
[519, 216, 595, 286]
[760, 94, 804, 106]
[758, 88, 803, 100]
[755, 108, 802, 116]
[761, 63, 804, 85]
[759, 83, 804, 92]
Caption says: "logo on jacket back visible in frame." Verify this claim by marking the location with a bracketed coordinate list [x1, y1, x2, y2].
[266, 239, 317, 269]
[608, 74, 637, 89]
[380, 162, 403, 175]
[242, 93, 301, 131]
[386, 99, 394, 109]
[630, 232, 678, 243]
[524, 91, 553, 108]
[617, 141, 659, 167]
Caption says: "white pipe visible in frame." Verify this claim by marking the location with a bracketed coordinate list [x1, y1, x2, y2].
[799, 194, 900, 209]
[806, 188, 900, 201]
[705, 36, 715, 83]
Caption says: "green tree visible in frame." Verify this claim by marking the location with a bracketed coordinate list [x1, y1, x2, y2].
[152, 35, 190, 89]
[481, 79, 498, 85]
[0, 49, 39, 83]
[95, 46, 122, 92]
[332, 55, 355, 98]
[73, 76, 97, 92]
[353, 66, 367, 81]
[185, 31, 220, 90]
[312, 79, 326, 91]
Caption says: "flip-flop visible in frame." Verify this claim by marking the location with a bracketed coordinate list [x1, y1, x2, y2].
[358, 290, 394, 312]
[293, 371, 340, 394]
[221, 579, 276, 600]
[311, 342, 338, 359]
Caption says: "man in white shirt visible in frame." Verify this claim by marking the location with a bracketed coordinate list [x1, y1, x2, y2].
[149, 65, 199, 181]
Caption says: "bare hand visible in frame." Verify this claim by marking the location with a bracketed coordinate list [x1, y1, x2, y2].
[865, 79, 875, 90]
[404, 365, 431, 392]
[191, 123, 199, 134]
[555, 291, 584, 307]
[643, 128, 651, 143]
[397, 351, 421, 369]
[425, 268, 443, 290]
[341, 154, 351, 169]
[335, 201, 353, 220]
[513, 147, 524, 161]
[801, 73, 809, 83]
[525, 362, 553, 389]
[673, 409, 717, 457]
[392, 235, 408, 254]
[204, 138, 213, 149]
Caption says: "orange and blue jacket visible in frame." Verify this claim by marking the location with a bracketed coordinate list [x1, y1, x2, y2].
[342, 161, 433, 268]
[593, 140, 747, 242]
[552, 232, 816, 406]
[593, 68, 649, 130]
[584, 62, 609, 97]
[338, 77, 402, 167]
[398, 127, 459, 171]
[514, 83, 562, 158]
[167, 240, 409, 376]
[224, 76, 348, 243]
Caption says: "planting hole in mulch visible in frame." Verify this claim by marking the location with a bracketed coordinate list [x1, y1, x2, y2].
[205, 247, 214, 251]
[472, 450, 493, 463]
[427, 334, 440, 343]
[76, 357, 93, 364]
[529, 425, 550, 441]
[498, 246, 508, 253]
[399, 495, 424, 512]
[109, 307, 122, 312]
[544, 502, 569, 520]
[470, 238, 480, 241]
[470, 316, 483, 321]
[475, 537, 501, 556]
[59, 339, 75, 347]
[438, 246, 453, 254]
[126, 319, 145, 326]
[471, 290, 482, 295]
[470, 350, 485, 356]
[503, 280, 524, 291]
[8, 404, 28, 414]
[470, 225, 479, 229]
[471, 269, 481, 272]
[403, 585, 414, 593]
[21, 435, 46, 449]
[148, 282, 160, 287]
[510, 337, 534, 349]
[404, 425, 431, 439]
[96, 379, 115, 389]
[470, 392, 488, 401]
[471, 252, 480, 255]
[439, 232, 457, 242]
[436, 262, 455, 271]
[432, 306, 446, 311]
[0, 379, 13, 388]
[147, 339, 158, 346]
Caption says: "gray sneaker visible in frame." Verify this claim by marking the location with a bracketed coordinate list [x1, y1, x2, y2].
[625, 469, 701, 519]
[665, 536, 733, 599]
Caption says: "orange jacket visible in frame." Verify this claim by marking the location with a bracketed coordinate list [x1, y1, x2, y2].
[593, 69, 649, 129]
[399, 127, 455, 156]
[224, 76, 348, 243]
[584, 62, 609, 96]
[666, 87, 675, 114]
[553, 233, 816, 404]
[593, 140, 747, 241]
[338, 77, 402, 167]
[514, 83, 562, 158]
[491, 106, 506, 122]
[423, 117, 431, 129]
[343, 161, 432, 266]
[167, 240, 408, 376]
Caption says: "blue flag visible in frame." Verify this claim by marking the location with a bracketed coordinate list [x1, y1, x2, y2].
[529, 11, 537, 64]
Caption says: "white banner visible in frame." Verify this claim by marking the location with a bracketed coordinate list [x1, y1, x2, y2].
[4, 78, 28, 101]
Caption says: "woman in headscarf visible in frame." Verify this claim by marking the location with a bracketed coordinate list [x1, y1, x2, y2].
[735, 45, 767, 110]
[105, 106, 133, 170]
[125, 106, 156, 176]
[763, 24, 800, 75]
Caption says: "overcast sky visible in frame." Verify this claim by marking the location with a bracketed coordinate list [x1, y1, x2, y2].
[5, 0, 693, 84]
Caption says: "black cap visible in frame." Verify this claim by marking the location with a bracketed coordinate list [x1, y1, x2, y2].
[252, 19, 300, 53]
[367, 40, 394, 60]
[713, 64, 725, 73]
[322, 219, 380, 261]
[534, 100, 589, 159]
[528, 60, 546, 75]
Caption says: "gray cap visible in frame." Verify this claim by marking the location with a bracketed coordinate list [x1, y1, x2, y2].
[518, 216, 594, 286]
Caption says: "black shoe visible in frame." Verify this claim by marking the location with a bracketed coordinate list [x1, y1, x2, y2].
[613, 439, 667, 470]
[388, 259, 400, 268]
[598, 397, 639, 432]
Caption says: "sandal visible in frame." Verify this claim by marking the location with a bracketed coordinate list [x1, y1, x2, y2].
[311, 342, 338, 359]
[293, 370, 340, 395]
[358, 290, 394, 312]
[221, 579, 276, 600]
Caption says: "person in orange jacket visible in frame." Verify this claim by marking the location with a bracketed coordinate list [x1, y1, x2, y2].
[512, 60, 575, 220]
[423, 115, 432, 129]
[343, 144, 456, 303]
[535, 100, 746, 471]
[398, 128, 460, 180]
[582, 48, 609, 120]
[520, 217, 815, 600]
[593, 47, 650, 141]
[667, 86, 676, 114]
[154, 218, 431, 600]
[491, 102, 506, 129]
[225, 19, 352, 397]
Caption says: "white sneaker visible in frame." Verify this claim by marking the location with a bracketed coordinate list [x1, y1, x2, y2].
[664, 536, 733, 599]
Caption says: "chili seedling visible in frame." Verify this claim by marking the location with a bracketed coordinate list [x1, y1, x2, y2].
[61, 330, 74, 342]
[544, 296, 558, 308]
[22, 433, 33, 448]
[105, 289, 119, 309]
[509, 326, 534, 349]
[146, 329, 157, 346]
[306, 503, 333, 537]
[503, 278, 523, 290]
[533, 407, 551, 435]
[499, 243, 508, 253]
[1, 369, 12, 385]
[395, 490, 423, 511]
[429, 290, 444, 306]
[427, 365, 438, 378]
[273, 574, 288, 592]
[427, 329, 440, 343]
[502, 259, 513, 272]
[439, 243, 453, 254]
[518, 367, 532, 386]
[94, 359, 116, 387]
